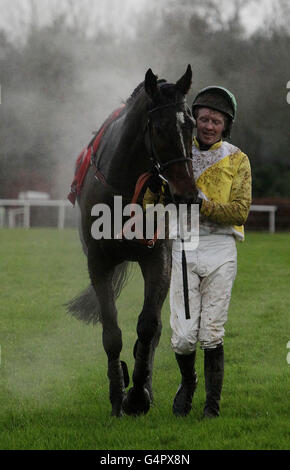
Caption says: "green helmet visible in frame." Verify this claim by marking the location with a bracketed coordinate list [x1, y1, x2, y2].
[192, 86, 237, 122]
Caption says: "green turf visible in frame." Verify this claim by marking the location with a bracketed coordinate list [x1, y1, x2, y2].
[0, 229, 289, 450]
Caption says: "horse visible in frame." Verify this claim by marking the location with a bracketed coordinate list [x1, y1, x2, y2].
[68, 65, 198, 417]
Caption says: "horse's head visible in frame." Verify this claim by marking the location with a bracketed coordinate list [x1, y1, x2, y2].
[144, 65, 198, 204]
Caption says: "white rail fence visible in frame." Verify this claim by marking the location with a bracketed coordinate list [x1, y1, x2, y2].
[250, 205, 277, 234]
[0, 199, 278, 233]
[0, 199, 72, 230]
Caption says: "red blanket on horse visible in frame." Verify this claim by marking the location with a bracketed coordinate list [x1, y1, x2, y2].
[68, 106, 125, 205]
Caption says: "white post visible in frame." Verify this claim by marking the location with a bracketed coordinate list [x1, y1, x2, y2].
[269, 210, 275, 234]
[8, 210, 15, 228]
[24, 204, 30, 228]
[58, 203, 65, 230]
[0, 208, 5, 228]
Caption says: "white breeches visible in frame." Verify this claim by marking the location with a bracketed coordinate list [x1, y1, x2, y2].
[170, 235, 237, 354]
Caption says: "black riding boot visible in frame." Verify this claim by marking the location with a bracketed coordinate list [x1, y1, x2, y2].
[203, 344, 224, 418]
[173, 351, 198, 417]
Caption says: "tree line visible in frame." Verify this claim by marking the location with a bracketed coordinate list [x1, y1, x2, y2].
[0, 0, 289, 199]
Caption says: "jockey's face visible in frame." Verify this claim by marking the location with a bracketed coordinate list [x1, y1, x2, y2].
[196, 107, 225, 146]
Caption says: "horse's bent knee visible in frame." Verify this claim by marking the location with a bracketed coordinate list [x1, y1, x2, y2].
[137, 317, 160, 345]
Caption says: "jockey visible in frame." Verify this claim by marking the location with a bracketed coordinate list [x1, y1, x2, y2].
[144, 86, 252, 418]
[170, 85, 252, 418]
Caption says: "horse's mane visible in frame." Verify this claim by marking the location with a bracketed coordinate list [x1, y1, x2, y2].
[90, 78, 170, 145]
[125, 78, 167, 106]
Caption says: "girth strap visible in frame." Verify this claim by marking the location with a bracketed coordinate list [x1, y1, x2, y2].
[117, 170, 162, 248]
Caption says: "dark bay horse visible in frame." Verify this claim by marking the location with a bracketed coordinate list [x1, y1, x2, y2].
[68, 65, 198, 417]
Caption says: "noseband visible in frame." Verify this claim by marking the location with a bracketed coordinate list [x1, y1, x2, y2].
[145, 101, 193, 178]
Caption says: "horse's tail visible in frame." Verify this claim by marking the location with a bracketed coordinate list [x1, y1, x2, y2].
[66, 261, 132, 324]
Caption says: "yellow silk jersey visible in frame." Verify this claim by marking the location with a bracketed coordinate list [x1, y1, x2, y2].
[192, 137, 252, 241]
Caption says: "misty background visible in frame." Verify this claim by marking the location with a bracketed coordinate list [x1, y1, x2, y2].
[0, 0, 289, 203]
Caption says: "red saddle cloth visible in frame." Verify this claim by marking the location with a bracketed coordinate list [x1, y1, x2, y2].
[68, 105, 125, 205]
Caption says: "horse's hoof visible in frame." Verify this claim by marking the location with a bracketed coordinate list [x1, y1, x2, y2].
[111, 409, 123, 418]
[110, 392, 128, 418]
[110, 401, 124, 417]
[122, 387, 151, 416]
[146, 386, 154, 404]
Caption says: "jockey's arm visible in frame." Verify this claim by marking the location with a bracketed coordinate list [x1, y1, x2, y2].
[200, 154, 252, 226]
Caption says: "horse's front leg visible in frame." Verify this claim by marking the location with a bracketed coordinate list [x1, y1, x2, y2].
[123, 244, 171, 415]
[88, 243, 126, 417]
[132, 323, 162, 404]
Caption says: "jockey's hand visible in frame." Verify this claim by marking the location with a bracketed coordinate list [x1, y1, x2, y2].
[143, 187, 160, 210]
[143, 180, 167, 210]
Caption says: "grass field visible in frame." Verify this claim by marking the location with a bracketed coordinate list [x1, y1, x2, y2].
[0, 229, 289, 450]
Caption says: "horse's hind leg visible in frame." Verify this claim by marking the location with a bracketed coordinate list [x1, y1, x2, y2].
[87, 244, 125, 417]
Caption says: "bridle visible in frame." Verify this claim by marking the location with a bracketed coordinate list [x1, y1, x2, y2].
[145, 101, 194, 319]
[145, 101, 193, 180]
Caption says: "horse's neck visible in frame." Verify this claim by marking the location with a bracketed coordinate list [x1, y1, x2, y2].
[107, 100, 151, 194]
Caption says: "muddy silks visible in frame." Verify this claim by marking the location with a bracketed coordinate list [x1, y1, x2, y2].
[192, 137, 252, 242]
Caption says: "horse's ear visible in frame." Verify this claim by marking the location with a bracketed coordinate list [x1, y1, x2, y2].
[176, 64, 192, 95]
[145, 68, 158, 100]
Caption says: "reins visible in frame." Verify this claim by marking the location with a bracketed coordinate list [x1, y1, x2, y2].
[92, 100, 193, 248]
